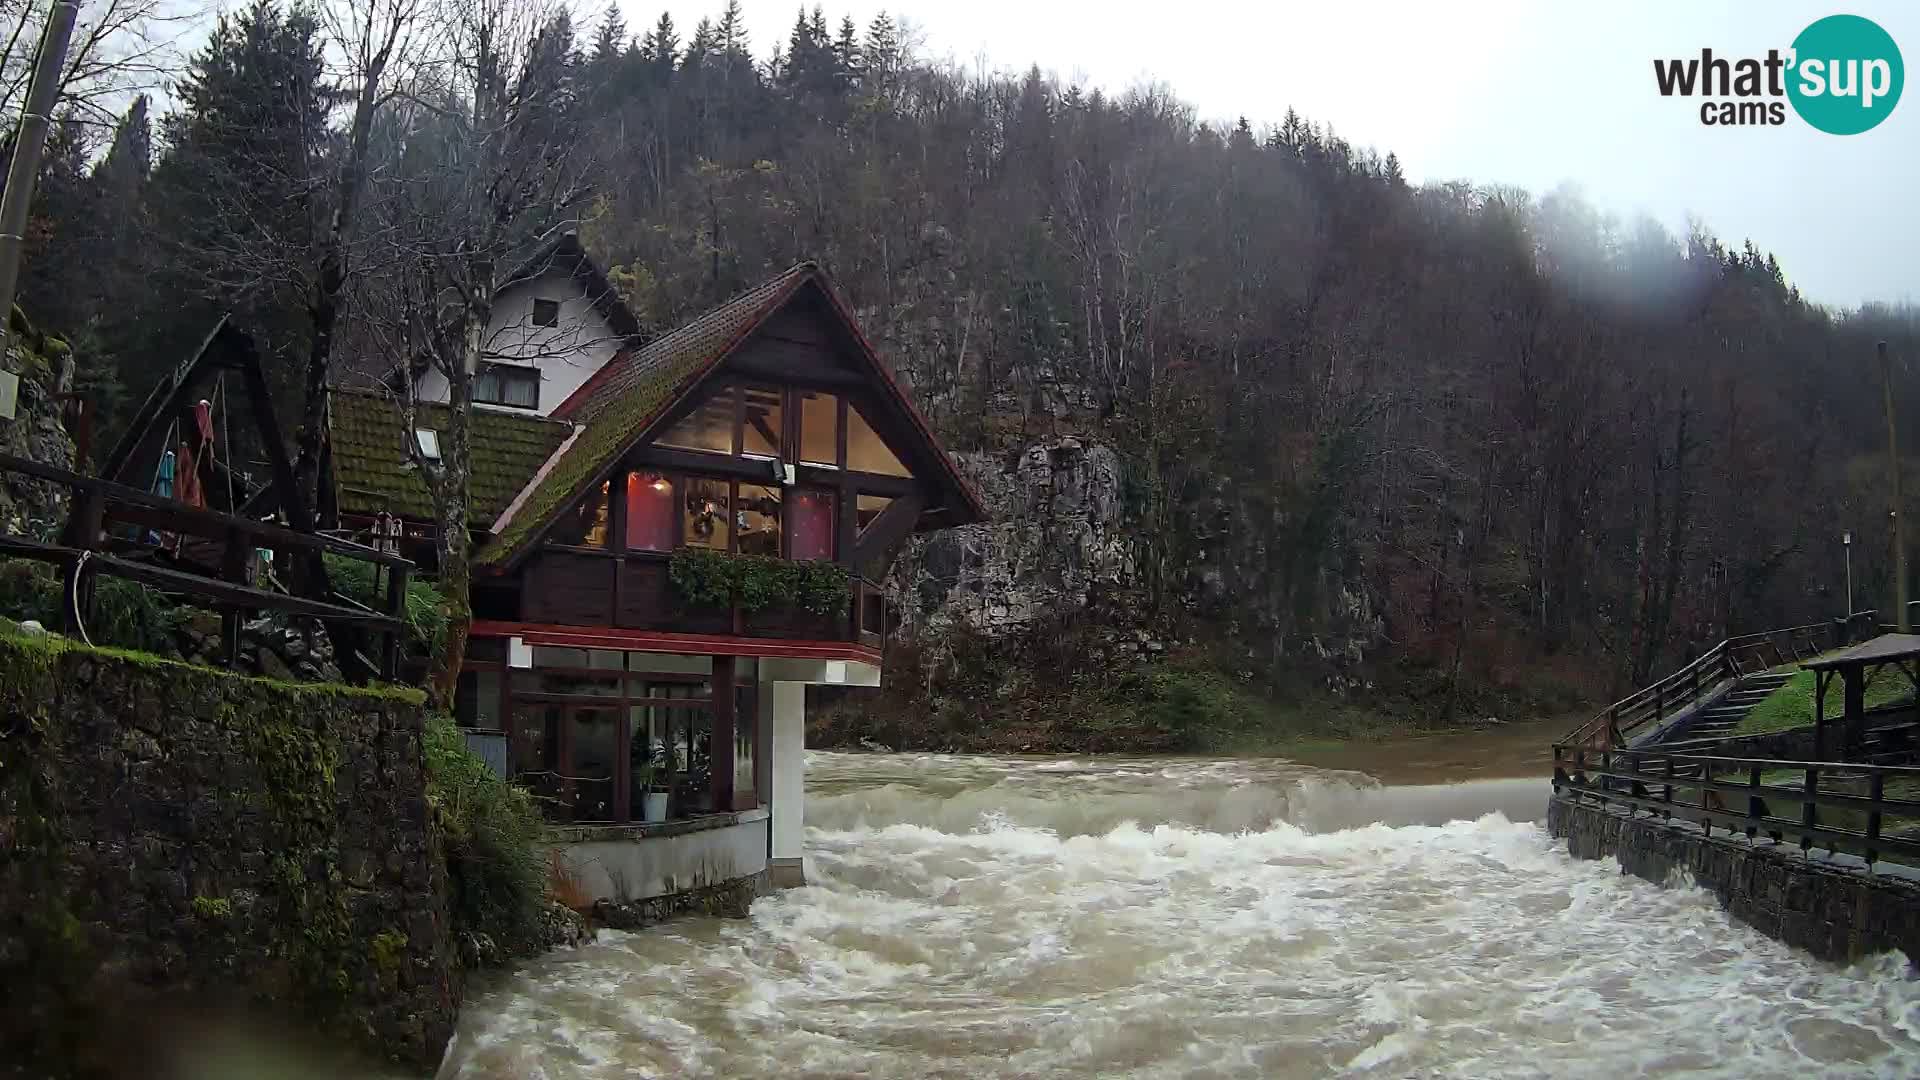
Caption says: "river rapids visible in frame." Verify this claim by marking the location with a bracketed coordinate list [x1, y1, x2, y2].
[440, 752, 1920, 1078]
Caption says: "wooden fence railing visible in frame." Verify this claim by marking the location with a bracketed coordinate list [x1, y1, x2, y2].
[1562, 619, 1870, 750]
[0, 450, 412, 679]
[1553, 745, 1920, 868]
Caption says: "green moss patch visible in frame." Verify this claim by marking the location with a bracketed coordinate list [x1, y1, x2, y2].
[0, 619, 425, 706]
[0, 627, 450, 1071]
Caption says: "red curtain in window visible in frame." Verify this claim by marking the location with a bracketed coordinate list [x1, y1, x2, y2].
[625, 472, 677, 551]
[788, 490, 836, 560]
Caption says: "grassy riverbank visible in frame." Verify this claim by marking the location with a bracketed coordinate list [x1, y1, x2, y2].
[811, 650, 1590, 756]
[1736, 666, 1915, 736]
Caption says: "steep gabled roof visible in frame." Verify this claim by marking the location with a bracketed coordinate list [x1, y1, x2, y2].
[505, 230, 643, 340]
[330, 389, 573, 524]
[479, 262, 988, 570]
[552, 263, 813, 422]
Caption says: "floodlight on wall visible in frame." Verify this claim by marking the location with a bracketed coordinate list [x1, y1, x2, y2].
[414, 428, 441, 461]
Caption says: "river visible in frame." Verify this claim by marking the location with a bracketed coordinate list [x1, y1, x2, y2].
[440, 728, 1920, 1078]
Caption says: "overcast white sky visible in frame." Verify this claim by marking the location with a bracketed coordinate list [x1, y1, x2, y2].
[623, 0, 1918, 308]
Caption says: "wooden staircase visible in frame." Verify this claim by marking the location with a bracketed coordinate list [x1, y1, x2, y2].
[1562, 620, 1851, 750]
[1669, 670, 1796, 741]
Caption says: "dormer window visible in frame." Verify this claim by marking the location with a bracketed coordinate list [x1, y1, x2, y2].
[475, 363, 540, 409]
[531, 298, 560, 327]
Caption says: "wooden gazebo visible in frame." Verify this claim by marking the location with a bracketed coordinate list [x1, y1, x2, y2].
[1803, 633, 1920, 758]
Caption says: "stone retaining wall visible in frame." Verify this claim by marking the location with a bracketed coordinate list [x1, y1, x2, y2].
[1549, 794, 1920, 962]
[0, 630, 456, 1074]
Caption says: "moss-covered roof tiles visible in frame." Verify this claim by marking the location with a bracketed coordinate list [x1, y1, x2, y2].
[477, 265, 816, 566]
[330, 390, 572, 524]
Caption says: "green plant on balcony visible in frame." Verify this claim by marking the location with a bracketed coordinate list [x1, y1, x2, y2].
[668, 549, 850, 616]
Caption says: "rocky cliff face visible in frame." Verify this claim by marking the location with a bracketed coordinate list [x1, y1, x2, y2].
[0, 328, 74, 537]
[885, 427, 1388, 675]
[893, 438, 1136, 640]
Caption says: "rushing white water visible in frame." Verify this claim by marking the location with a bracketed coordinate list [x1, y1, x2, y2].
[442, 752, 1920, 1079]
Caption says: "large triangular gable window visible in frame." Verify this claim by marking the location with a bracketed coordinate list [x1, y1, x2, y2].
[652, 383, 912, 479]
[656, 387, 735, 454]
[847, 402, 910, 477]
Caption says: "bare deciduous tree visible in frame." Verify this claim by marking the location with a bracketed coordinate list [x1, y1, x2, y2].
[354, 0, 590, 699]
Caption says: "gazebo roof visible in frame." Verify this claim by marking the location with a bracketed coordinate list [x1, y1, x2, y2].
[1804, 634, 1920, 672]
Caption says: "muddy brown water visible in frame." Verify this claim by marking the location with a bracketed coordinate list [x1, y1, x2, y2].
[439, 723, 1920, 1078]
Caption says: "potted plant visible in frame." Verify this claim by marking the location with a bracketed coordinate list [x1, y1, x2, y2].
[637, 738, 670, 823]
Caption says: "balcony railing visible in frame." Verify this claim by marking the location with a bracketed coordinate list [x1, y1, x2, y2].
[523, 546, 888, 651]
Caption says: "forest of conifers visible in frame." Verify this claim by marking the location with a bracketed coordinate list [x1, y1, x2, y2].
[12, 0, 1920, 708]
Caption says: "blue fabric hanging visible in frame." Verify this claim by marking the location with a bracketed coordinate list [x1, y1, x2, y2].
[145, 450, 179, 546]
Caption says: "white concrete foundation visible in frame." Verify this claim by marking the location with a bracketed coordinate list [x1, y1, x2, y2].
[556, 811, 768, 903]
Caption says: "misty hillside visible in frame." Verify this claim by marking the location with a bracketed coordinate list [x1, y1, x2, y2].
[16, 1, 1920, 746]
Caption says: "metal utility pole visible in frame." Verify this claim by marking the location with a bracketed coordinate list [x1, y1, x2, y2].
[1882, 340, 1909, 633]
[0, 0, 81, 363]
[1844, 530, 1854, 619]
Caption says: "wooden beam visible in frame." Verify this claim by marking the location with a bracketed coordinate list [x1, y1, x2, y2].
[0, 451, 410, 567]
[629, 445, 783, 484]
[0, 534, 402, 629]
[726, 353, 867, 389]
[100, 317, 231, 484]
[472, 619, 882, 665]
[232, 325, 305, 530]
[711, 655, 736, 811]
[851, 492, 924, 569]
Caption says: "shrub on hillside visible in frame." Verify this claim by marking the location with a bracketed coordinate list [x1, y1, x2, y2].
[1103, 662, 1257, 750]
[424, 715, 547, 965]
[0, 560, 185, 655]
[323, 553, 448, 657]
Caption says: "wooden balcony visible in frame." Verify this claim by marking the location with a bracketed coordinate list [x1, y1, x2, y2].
[514, 546, 886, 653]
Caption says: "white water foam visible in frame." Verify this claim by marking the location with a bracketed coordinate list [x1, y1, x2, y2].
[442, 752, 1920, 1079]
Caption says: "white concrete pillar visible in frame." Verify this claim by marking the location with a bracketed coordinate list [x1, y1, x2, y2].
[765, 680, 807, 887]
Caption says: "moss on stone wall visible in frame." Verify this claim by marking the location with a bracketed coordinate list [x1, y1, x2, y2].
[0, 629, 454, 1075]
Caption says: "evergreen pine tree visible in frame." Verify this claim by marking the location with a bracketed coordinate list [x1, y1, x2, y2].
[591, 4, 626, 65]
[716, 0, 746, 58]
[1277, 107, 1308, 156]
[1229, 115, 1255, 152]
[683, 17, 715, 74]
[785, 7, 816, 86]
[143, 0, 330, 422]
[834, 15, 860, 88]
[861, 10, 901, 99]
[647, 12, 679, 80]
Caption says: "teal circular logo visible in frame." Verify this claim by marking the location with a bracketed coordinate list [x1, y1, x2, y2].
[1788, 15, 1903, 135]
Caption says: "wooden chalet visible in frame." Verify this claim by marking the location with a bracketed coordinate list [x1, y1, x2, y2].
[328, 237, 984, 895]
